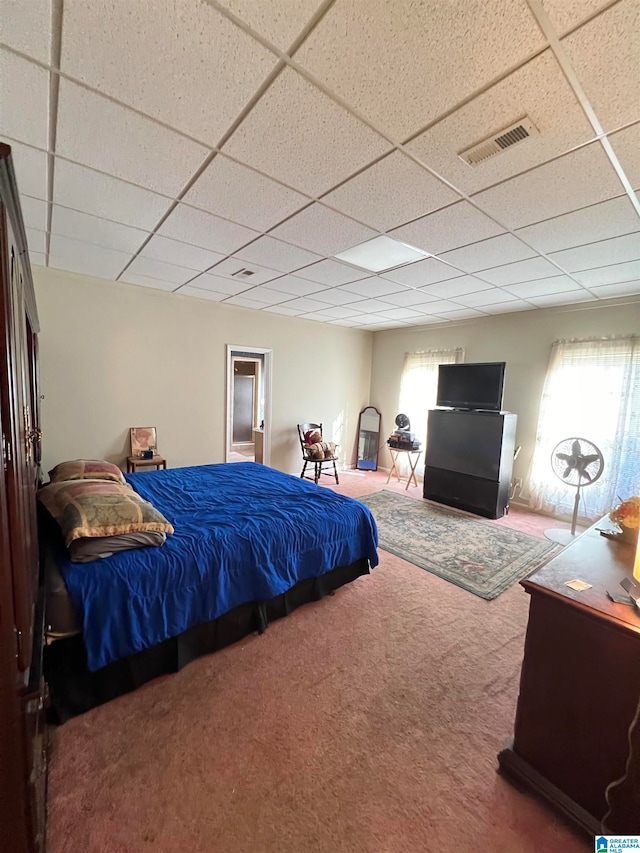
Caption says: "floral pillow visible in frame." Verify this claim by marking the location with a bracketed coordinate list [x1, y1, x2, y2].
[38, 478, 174, 547]
[48, 459, 126, 486]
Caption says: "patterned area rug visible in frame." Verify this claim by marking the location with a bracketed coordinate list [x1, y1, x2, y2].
[358, 490, 560, 599]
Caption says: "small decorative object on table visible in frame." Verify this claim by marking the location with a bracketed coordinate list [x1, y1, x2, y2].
[608, 496, 640, 545]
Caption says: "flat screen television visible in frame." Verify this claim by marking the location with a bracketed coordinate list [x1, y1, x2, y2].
[436, 362, 506, 411]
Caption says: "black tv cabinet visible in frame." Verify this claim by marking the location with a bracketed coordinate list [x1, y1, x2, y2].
[423, 409, 517, 519]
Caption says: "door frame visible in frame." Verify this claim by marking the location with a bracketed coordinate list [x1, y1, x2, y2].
[226, 345, 272, 465]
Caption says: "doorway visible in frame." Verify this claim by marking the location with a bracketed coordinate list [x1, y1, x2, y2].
[226, 345, 272, 465]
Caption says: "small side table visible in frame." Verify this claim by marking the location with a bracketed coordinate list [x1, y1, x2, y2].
[126, 455, 167, 473]
[386, 448, 422, 489]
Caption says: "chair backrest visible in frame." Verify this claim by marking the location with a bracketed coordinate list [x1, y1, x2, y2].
[297, 423, 323, 454]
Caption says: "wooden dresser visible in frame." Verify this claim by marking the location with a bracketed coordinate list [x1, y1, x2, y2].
[499, 521, 640, 834]
[0, 144, 47, 852]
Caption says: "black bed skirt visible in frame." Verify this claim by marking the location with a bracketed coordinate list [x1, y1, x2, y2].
[44, 558, 370, 723]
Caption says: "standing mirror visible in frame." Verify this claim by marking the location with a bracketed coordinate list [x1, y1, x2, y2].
[357, 406, 381, 470]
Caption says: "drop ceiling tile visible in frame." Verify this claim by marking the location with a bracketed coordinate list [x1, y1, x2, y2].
[434, 308, 488, 320]
[482, 300, 535, 314]
[308, 305, 361, 319]
[49, 234, 132, 280]
[407, 52, 594, 194]
[312, 289, 366, 307]
[295, 0, 545, 140]
[550, 233, 640, 272]
[473, 143, 623, 228]
[421, 276, 493, 299]
[29, 251, 46, 267]
[232, 286, 291, 306]
[381, 257, 462, 287]
[21, 196, 48, 231]
[274, 296, 329, 313]
[338, 277, 408, 299]
[25, 228, 46, 254]
[333, 318, 368, 327]
[124, 255, 195, 286]
[61, 0, 277, 145]
[270, 203, 377, 256]
[183, 155, 309, 231]
[51, 206, 150, 254]
[223, 68, 390, 197]
[609, 123, 640, 191]
[293, 258, 370, 286]
[266, 275, 328, 297]
[0, 50, 49, 148]
[1, 0, 52, 62]
[454, 288, 519, 307]
[141, 235, 224, 272]
[225, 295, 271, 310]
[204, 258, 281, 286]
[323, 151, 459, 232]
[8, 141, 48, 200]
[263, 304, 306, 317]
[341, 297, 401, 314]
[505, 276, 584, 297]
[374, 289, 440, 307]
[515, 194, 640, 253]
[476, 256, 561, 286]
[56, 80, 210, 196]
[188, 272, 256, 296]
[389, 201, 505, 256]
[298, 313, 329, 323]
[412, 299, 467, 314]
[215, 0, 323, 49]
[590, 281, 640, 298]
[542, 0, 614, 34]
[157, 204, 258, 254]
[574, 261, 640, 286]
[120, 273, 176, 292]
[377, 307, 424, 321]
[53, 159, 172, 230]
[176, 286, 228, 302]
[526, 290, 597, 306]
[348, 313, 394, 326]
[562, 1, 640, 130]
[235, 235, 321, 273]
[438, 234, 537, 273]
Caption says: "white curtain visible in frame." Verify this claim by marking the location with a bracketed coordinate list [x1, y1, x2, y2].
[397, 348, 464, 474]
[528, 337, 640, 522]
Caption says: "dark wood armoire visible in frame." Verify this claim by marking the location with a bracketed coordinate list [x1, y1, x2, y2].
[0, 143, 47, 852]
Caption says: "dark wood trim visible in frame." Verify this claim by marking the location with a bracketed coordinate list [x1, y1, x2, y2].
[498, 742, 599, 836]
[0, 145, 39, 333]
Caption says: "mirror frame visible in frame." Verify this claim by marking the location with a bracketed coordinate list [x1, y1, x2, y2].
[356, 406, 381, 471]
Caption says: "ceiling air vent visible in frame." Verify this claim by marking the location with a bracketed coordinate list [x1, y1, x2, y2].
[230, 268, 256, 279]
[459, 117, 539, 167]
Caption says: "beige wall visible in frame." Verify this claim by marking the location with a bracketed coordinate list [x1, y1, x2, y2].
[34, 267, 372, 476]
[370, 296, 640, 496]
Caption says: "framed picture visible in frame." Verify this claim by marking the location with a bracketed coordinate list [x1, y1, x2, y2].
[130, 426, 157, 457]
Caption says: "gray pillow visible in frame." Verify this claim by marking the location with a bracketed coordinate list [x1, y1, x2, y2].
[68, 531, 167, 563]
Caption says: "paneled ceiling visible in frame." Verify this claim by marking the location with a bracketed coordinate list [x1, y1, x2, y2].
[1, 0, 639, 331]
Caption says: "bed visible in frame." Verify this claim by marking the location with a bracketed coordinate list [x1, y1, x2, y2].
[42, 462, 379, 721]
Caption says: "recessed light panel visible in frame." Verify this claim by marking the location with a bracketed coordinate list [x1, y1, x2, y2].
[334, 235, 430, 272]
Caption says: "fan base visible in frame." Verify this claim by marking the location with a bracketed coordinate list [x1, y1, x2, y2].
[544, 528, 577, 546]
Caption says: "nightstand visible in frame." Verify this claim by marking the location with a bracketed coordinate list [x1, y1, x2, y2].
[126, 455, 167, 473]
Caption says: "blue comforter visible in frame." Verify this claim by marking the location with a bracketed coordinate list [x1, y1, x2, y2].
[58, 463, 378, 671]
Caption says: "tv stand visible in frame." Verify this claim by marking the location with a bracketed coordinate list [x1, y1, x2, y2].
[423, 409, 517, 519]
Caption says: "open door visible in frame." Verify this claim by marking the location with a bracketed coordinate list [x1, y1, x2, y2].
[226, 345, 272, 465]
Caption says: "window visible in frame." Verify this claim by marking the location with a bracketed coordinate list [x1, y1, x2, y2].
[398, 348, 464, 473]
[528, 337, 640, 522]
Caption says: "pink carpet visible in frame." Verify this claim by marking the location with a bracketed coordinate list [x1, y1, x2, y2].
[47, 471, 588, 852]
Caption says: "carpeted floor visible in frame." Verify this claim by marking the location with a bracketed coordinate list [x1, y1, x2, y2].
[46, 470, 588, 853]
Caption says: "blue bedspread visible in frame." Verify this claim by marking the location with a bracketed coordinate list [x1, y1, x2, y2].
[57, 463, 378, 671]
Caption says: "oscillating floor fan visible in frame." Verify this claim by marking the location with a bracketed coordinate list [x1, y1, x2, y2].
[545, 437, 604, 545]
